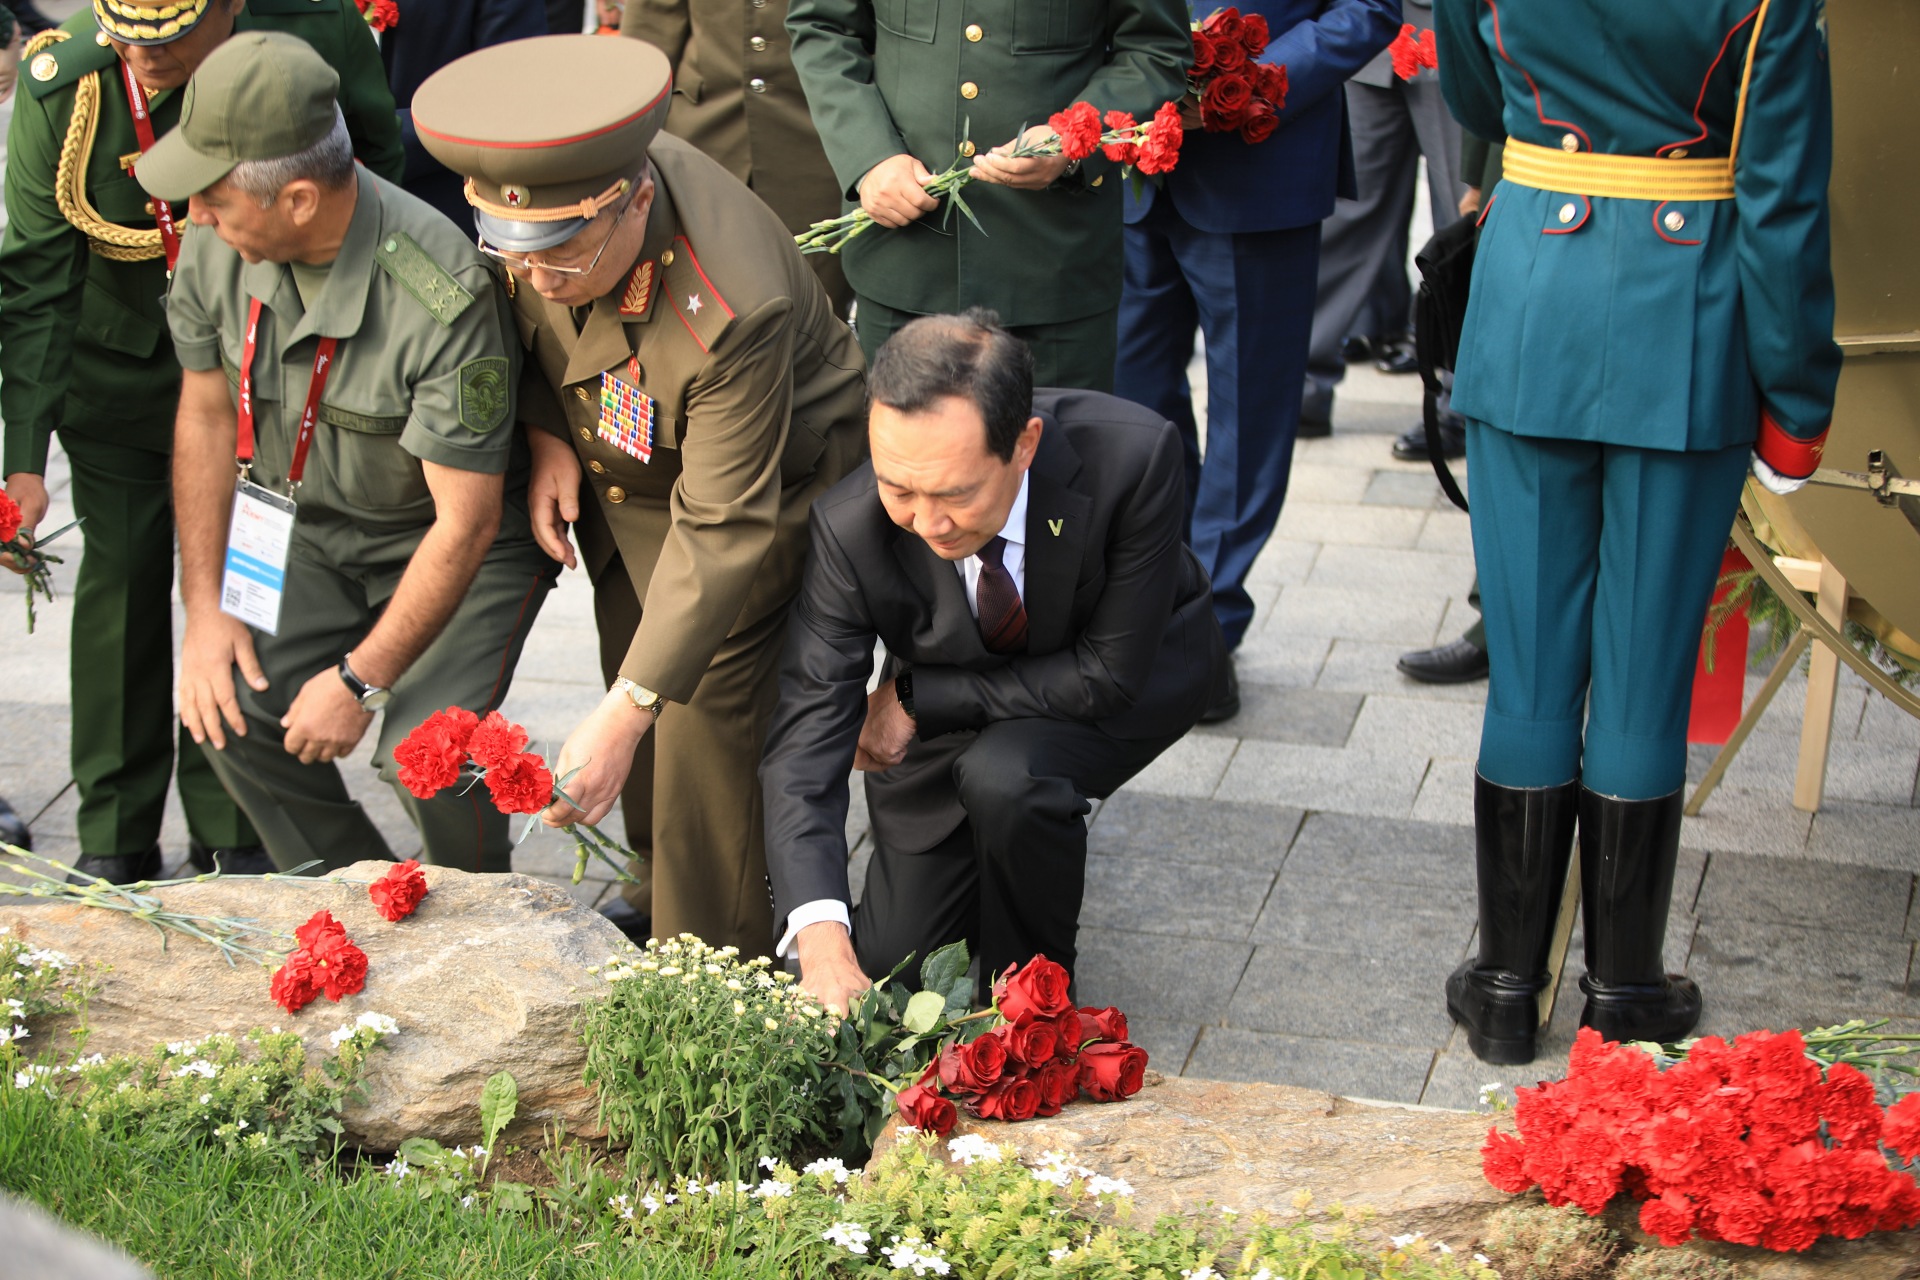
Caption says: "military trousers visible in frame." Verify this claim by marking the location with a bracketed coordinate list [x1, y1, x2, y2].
[199, 539, 556, 873]
[61, 433, 255, 856]
[1467, 422, 1749, 800]
[592, 552, 784, 958]
[853, 296, 1118, 394]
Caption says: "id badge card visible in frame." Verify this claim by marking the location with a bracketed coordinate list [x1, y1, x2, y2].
[220, 478, 296, 636]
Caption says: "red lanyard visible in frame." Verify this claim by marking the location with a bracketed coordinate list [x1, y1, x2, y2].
[236, 296, 340, 490]
[119, 58, 182, 274]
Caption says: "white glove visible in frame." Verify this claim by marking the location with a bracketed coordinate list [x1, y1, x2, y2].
[1750, 453, 1809, 496]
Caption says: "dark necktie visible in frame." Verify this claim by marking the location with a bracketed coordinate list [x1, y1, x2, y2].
[975, 535, 1028, 654]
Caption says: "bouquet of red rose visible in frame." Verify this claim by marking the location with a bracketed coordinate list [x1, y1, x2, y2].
[1188, 7, 1289, 143]
[795, 100, 1184, 256]
[1484, 1024, 1920, 1252]
[393, 707, 640, 886]
[0, 491, 81, 634]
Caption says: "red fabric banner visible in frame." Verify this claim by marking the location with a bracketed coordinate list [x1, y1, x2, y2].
[1687, 546, 1752, 745]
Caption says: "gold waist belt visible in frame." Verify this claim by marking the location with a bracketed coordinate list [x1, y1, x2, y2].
[1503, 137, 1735, 202]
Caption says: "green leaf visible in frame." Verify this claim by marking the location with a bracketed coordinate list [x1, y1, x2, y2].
[398, 1136, 444, 1165]
[479, 1071, 518, 1153]
[491, 1182, 535, 1213]
[902, 990, 946, 1035]
[919, 940, 970, 996]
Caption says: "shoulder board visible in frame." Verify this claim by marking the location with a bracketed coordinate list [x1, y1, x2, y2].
[660, 235, 734, 354]
[375, 232, 476, 328]
[244, 0, 342, 15]
[24, 27, 118, 101]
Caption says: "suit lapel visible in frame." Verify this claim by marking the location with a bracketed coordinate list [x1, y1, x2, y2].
[891, 523, 982, 658]
[1022, 415, 1091, 656]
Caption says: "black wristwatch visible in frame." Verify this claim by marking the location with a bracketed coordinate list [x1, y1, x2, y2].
[894, 670, 915, 719]
[338, 653, 391, 712]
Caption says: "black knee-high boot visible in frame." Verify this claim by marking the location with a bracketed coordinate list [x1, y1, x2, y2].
[1576, 787, 1701, 1043]
[1446, 773, 1580, 1065]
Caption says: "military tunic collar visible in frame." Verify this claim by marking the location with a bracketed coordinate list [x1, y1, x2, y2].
[241, 169, 380, 350]
[550, 176, 680, 385]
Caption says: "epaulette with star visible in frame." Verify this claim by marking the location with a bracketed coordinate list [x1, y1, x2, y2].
[660, 235, 733, 352]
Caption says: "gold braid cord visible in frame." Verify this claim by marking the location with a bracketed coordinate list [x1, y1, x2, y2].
[44, 32, 166, 263]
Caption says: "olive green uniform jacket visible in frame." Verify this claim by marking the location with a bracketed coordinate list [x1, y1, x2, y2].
[785, 0, 1191, 325]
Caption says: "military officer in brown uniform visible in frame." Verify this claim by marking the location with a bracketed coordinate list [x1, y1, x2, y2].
[414, 35, 866, 956]
[620, 0, 850, 314]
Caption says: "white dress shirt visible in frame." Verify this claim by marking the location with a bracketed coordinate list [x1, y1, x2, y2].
[778, 475, 1032, 958]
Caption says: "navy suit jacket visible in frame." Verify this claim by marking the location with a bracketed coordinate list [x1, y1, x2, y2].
[382, 0, 547, 228]
[1127, 0, 1399, 234]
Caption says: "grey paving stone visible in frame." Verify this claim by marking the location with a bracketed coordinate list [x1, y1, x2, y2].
[1266, 584, 1447, 645]
[1252, 873, 1474, 964]
[1410, 758, 1476, 827]
[1316, 639, 1491, 703]
[1117, 733, 1238, 799]
[1232, 631, 1331, 690]
[1422, 1040, 1574, 1111]
[1858, 694, 1920, 749]
[1273, 503, 1428, 551]
[1345, 695, 1484, 762]
[1693, 851, 1912, 934]
[1192, 686, 1363, 747]
[1678, 785, 1813, 859]
[1714, 732, 1920, 808]
[1306, 544, 1476, 599]
[1214, 742, 1428, 818]
[1227, 944, 1459, 1046]
[1415, 509, 1474, 555]
[1686, 918, 1917, 1016]
[1187, 1026, 1436, 1102]
[1080, 855, 1275, 939]
[1287, 463, 1372, 506]
[1074, 928, 1251, 1024]
[1087, 792, 1303, 871]
[1360, 470, 1447, 510]
[1282, 812, 1476, 892]
[1122, 1017, 1201, 1076]
[1805, 801, 1920, 873]
[1243, 537, 1321, 589]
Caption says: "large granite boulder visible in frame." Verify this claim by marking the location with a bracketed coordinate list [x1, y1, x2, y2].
[0, 862, 623, 1150]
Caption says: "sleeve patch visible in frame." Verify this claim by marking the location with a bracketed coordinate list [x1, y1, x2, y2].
[375, 231, 475, 327]
[458, 357, 511, 432]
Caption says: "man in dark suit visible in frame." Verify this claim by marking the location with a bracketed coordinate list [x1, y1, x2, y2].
[1114, 0, 1398, 719]
[761, 310, 1227, 1013]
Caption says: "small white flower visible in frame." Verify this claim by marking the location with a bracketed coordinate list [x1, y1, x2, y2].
[946, 1134, 1004, 1166]
[879, 1237, 951, 1276]
[802, 1156, 851, 1183]
[173, 1059, 218, 1080]
[1436, 1242, 1453, 1255]
[355, 1011, 399, 1037]
[12, 1071, 33, 1089]
[1251, 1271, 1275, 1280]
[1180, 1269, 1219, 1280]
[460, 1195, 475, 1209]
[752, 1179, 793, 1199]
[608, 1194, 634, 1219]
[822, 1222, 872, 1255]
[1084, 1175, 1133, 1198]
[236, 1118, 248, 1130]
[470, 1145, 487, 1157]
[385, 1158, 411, 1179]
[758, 1155, 780, 1172]
[4, 1024, 28, 1043]
[198, 1093, 213, 1105]
[1475, 1253, 1492, 1266]
[640, 1193, 661, 1215]
[4, 998, 24, 1015]
[1390, 1233, 1423, 1249]
[1049, 1247, 1072, 1261]
[329, 1024, 358, 1048]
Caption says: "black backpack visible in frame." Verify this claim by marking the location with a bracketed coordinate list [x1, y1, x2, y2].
[1412, 212, 1479, 513]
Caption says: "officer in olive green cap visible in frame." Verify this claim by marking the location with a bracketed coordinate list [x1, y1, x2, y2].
[147, 31, 555, 875]
[414, 35, 867, 957]
[0, 0, 402, 884]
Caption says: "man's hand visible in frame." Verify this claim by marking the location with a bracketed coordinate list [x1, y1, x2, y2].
[543, 686, 654, 827]
[180, 611, 269, 750]
[526, 427, 581, 570]
[853, 680, 915, 772]
[1178, 93, 1203, 131]
[1458, 185, 1483, 218]
[281, 666, 373, 765]
[1, 472, 48, 574]
[857, 154, 939, 228]
[971, 124, 1071, 189]
[794, 920, 872, 1016]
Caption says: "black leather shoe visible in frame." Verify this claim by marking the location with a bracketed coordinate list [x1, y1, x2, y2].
[66, 844, 163, 886]
[188, 840, 277, 875]
[1391, 418, 1466, 462]
[1199, 662, 1240, 724]
[1397, 636, 1489, 685]
[0, 795, 30, 851]
[1576, 788, 1701, 1044]
[1447, 775, 1580, 1065]
[1375, 344, 1419, 375]
[1340, 334, 1376, 365]
[597, 896, 653, 943]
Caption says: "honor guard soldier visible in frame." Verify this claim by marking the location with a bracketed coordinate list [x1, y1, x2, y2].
[145, 32, 555, 874]
[0, 0, 403, 883]
[413, 35, 867, 957]
[1434, 0, 1840, 1063]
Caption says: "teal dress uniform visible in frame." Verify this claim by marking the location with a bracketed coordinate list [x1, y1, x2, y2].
[1432, 0, 1840, 1062]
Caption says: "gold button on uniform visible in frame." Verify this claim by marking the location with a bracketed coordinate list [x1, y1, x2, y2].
[606, 486, 627, 504]
[965, 23, 983, 40]
[1560, 133, 1579, 152]
[589, 460, 606, 474]
[575, 386, 592, 402]
[660, 249, 675, 266]
[748, 77, 766, 92]
[1558, 202, 1577, 224]
[958, 140, 976, 157]
[751, 35, 768, 51]
[960, 81, 978, 100]
[579, 426, 594, 443]
[29, 53, 56, 81]
[1669, 148, 1689, 159]
[95, 29, 111, 45]
[1663, 210, 1687, 233]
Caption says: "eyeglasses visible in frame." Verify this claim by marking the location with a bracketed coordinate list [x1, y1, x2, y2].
[478, 194, 631, 277]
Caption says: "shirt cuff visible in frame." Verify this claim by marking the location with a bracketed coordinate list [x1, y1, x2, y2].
[776, 898, 852, 959]
[1754, 406, 1828, 480]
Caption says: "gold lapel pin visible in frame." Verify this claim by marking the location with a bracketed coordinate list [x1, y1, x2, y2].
[1047, 518, 1063, 537]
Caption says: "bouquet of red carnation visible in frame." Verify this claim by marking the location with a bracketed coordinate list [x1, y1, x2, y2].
[1387, 23, 1437, 81]
[0, 492, 81, 634]
[393, 707, 640, 886]
[1484, 1024, 1920, 1252]
[270, 909, 369, 1013]
[1188, 7, 1289, 143]
[353, 0, 397, 32]
[796, 100, 1184, 256]
[891, 955, 1148, 1136]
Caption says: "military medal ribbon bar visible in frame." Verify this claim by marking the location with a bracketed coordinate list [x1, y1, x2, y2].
[597, 356, 654, 464]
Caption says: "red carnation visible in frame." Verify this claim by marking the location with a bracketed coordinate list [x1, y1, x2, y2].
[1078, 1040, 1148, 1102]
[270, 950, 319, 1013]
[1189, 30, 1216, 76]
[1238, 100, 1278, 144]
[369, 858, 429, 923]
[1201, 73, 1253, 130]
[294, 909, 348, 951]
[897, 1067, 958, 1137]
[1640, 1190, 1698, 1247]
[354, 0, 397, 31]
[0, 492, 21, 545]
[1033, 1060, 1080, 1117]
[1238, 12, 1268, 57]
[1481, 1127, 1531, 1193]
[393, 707, 479, 799]
[1135, 102, 1184, 175]
[937, 1035, 1007, 1095]
[1821, 1061, 1883, 1151]
[1047, 101, 1103, 162]
[1002, 1019, 1059, 1069]
[1883, 1092, 1920, 1161]
[484, 750, 554, 816]
[993, 956, 1072, 1025]
[969, 1075, 1040, 1122]
[309, 929, 369, 1001]
[466, 710, 530, 771]
[1200, 6, 1243, 43]
[1100, 110, 1140, 164]
[1212, 38, 1247, 73]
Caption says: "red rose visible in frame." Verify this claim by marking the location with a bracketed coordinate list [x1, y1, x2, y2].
[294, 909, 348, 951]
[1046, 101, 1103, 162]
[992, 956, 1072, 1025]
[466, 710, 530, 771]
[1100, 109, 1140, 164]
[309, 930, 369, 1001]
[369, 859, 429, 923]
[1135, 102, 1184, 175]
[969, 1076, 1040, 1122]
[1251, 62, 1288, 111]
[270, 951, 319, 1013]
[1033, 1060, 1080, 1117]
[485, 750, 554, 816]
[1200, 73, 1253, 130]
[1075, 1005, 1128, 1048]
[1003, 1020, 1058, 1069]
[1188, 30, 1216, 76]
[1077, 1041, 1147, 1102]
[1200, 6, 1243, 43]
[896, 1080, 957, 1136]
[1211, 39, 1247, 73]
[938, 1034, 1008, 1094]
[1238, 101, 1278, 145]
[1238, 12, 1268, 57]
[393, 708, 479, 799]
[0, 492, 21, 545]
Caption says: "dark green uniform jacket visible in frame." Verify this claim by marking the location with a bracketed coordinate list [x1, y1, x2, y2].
[0, 2, 405, 477]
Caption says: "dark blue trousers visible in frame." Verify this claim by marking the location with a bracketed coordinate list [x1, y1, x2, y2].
[1114, 201, 1321, 650]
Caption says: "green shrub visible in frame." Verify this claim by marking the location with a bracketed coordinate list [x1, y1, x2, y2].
[1478, 1201, 1622, 1280]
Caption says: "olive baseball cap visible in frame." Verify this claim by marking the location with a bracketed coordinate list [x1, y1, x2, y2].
[413, 35, 672, 253]
[136, 32, 342, 203]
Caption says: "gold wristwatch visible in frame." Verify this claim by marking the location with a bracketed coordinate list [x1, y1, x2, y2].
[611, 676, 667, 719]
